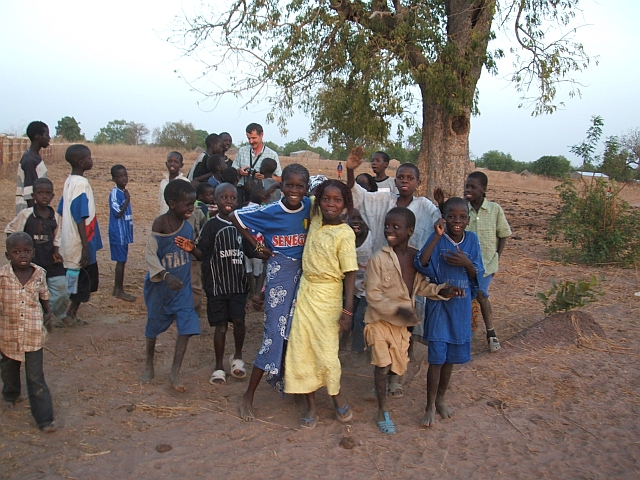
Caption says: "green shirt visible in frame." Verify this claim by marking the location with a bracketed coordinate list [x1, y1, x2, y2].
[467, 199, 511, 276]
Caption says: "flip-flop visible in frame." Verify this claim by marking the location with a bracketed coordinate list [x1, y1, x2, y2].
[229, 356, 247, 379]
[335, 404, 353, 423]
[377, 412, 396, 434]
[300, 417, 317, 429]
[209, 369, 226, 385]
[388, 382, 404, 398]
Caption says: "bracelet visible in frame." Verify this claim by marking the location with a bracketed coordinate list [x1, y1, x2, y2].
[162, 271, 170, 281]
[342, 309, 353, 316]
[254, 242, 264, 254]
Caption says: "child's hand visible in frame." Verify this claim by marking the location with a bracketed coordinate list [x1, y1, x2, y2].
[433, 187, 445, 210]
[175, 236, 195, 252]
[434, 218, 446, 237]
[124, 189, 130, 201]
[440, 286, 465, 298]
[396, 307, 418, 323]
[339, 313, 353, 333]
[443, 248, 472, 268]
[43, 313, 53, 333]
[346, 145, 365, 170]
[52, 252, 64, 264]
[256, 244, 273, 260]
[80, 246, 89, 267]
[164, 272, 184, 290]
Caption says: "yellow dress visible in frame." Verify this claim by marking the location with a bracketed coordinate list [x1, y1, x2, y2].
[283, 213, 357, 395]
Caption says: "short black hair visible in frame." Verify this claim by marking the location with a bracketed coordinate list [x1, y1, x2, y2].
[245, 123, 263, 135]
[467, 171, 488, 189]
[196, 181, 214, 198]
[110, 164, 126, 177]
[205, 133, 220, 148]
[373, 151, 390, 164]
[312, 179, 354, 219]
[397, 163, 420, 180]
[356, 173, 378, 192]
[215, 182, 237, 200]
[167, 151, 183, 163]
[32, 177, 53, 190]
[220, 132, 231, 139]
[222, 167, 239, 185]
[164, 179, 195, 204]
[250, 185, 266, 204]
[282, 163, 310, 185]
[207, 154, 226, 173]
[26, 121, 48, 141]
[6, 231, 33, 250]
[65, 144, 91, 166]
[260, 158, 277, 175]
[443, 197, 468, 216]
[386, 207, 416, 229]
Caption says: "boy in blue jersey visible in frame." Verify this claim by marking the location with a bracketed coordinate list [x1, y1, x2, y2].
[141, 180, 200, 392]
[109, 165, 135, 302]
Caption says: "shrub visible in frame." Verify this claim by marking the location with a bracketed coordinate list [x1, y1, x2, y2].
[530, 155, 572, 178]
[537, 276, 603, 315]
[547, 178, 640, 266]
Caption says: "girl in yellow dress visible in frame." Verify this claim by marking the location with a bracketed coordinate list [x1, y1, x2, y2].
[284, 180, 357, 429]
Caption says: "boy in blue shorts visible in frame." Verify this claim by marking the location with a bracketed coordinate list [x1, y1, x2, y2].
[141, 180, 200, 392]
[109, 165, 135, 302]
[415, 197, 484, 428]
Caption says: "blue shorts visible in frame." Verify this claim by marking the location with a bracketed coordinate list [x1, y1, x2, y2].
[476, 273, 493, 298]
[110, 243, 129, 262]
[145, 306, 201, 339]
[428, 341, 471, 365]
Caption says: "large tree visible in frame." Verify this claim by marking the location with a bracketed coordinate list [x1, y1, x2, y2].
[175, 0, 590, 195]
[94, 120, 149, 145]
[55, 116, 85, 142]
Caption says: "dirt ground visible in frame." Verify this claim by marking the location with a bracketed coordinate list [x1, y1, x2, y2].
[1, 145, 639, 479]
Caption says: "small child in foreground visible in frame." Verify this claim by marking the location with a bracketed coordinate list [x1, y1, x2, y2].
[415, 197, 484, 427]
[109, 165, 135, 302]
[0, 232, 56, 432]
[364, 208, 462, 434]
[142, 180, 200, 392]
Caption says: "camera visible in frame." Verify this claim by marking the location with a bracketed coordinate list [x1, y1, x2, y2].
[247, 168, 257, 176]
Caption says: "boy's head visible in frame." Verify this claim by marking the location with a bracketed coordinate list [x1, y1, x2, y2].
[110, 164, 128, 190]
[26, 121, 50, 147]
[164, 179, 196, 219]
[196, 182, 215, 205]
[166, 151, 183, 176]
[348, 208, 368, 237]
[221, 166, 239, 186]
[214, 183, 238, 217]
[465, 171, 488, 202]
[220, 132, 232, 153]
[395, 163, 420, 196]
[65, 144, 93, 172]
[32, 178, 54, 208]
[442, 197, 470, 237]
[384, 207, 415, 248]
[205, 133, 224, 155]
[356, 173, 378, 192]
[6, 232, 34, 269]
[250, 185, 266, 205]
[259, 158, 277, 177]
[371, 151, 390, 175]
[207, 154, 227, 175]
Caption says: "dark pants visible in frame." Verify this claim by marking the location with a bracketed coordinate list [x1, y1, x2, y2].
[351, 296, 368, 352]
[1, 349, 54, 429]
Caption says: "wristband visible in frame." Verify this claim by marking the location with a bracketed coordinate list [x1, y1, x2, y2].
[342, 309, 353, 316]
[163, 271, 170, 281]
[255, 243, 265, 254]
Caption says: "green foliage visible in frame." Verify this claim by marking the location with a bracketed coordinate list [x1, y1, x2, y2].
[153, 121, 201, 150]
[547, 178, 640, 266]
[537, 276, 603, 315]
[570, 115, 604, 169]
[600, 136, 636, 182]
[194, 129, 208, 149]
[264, 141, 281, 154]
[55, 116, 84, 142]
[530, 155, 572, 178]
[94, 120, 149, 145]
[281, 138, 330, 159]
[478, 150, 520, 172]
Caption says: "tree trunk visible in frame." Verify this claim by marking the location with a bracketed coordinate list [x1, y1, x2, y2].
[417, 96, 473, 199]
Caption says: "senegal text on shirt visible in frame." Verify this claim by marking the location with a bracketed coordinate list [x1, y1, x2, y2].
[271, 234, 307, 247]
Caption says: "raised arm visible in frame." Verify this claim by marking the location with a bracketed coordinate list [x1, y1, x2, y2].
[417, 219, 445, 268]
[345, 145, 365, 188]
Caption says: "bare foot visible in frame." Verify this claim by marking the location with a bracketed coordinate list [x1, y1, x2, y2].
[113, 290, 136, 302]
[140, 368, 154, 383]
[239, 394, 255, 421]
[421, 406, 437, 427]
[436, 400, 455, 419]
[169, 373, 186, 392]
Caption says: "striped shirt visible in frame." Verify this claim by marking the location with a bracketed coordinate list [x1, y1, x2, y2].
[467, 199, 511, 277]
[198, 215, 250, 296]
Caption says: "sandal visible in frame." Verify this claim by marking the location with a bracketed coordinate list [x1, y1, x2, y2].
[335, 404, 353, 423]
[377, 412, 396, 434]
[209, 369, 226, 385]
[229, 356, 247, 379]
[300, 417, 317, 429]
[388, 382, 404, 398]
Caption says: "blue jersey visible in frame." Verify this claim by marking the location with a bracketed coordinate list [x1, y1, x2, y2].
[108, 187, 133, 245]
[235, 197, 311, 259]
[415, 231, 484, 344]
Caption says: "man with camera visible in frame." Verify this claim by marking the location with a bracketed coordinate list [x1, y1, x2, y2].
[233, 123, 282, 205]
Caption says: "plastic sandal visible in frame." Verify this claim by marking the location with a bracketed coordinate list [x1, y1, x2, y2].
[377, 412, 396, 434]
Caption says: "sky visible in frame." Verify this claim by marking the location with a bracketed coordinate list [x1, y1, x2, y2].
[1, 0, 638, 166]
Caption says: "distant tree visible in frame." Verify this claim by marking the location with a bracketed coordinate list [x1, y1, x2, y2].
[570, 116, 604, 170]
[599, 137, 635, 182]
[479, 151, 518, 172]
[153, 121, 200, 149]
[281, 138, 331, 158]
[125, 122, 150, 145]
[620, 128, 640, 172]
[195, 129, 208, 149]
[264, 141, 281, 154]
[55, 116, 85, 141]
[530, 155, 572, 178]
[94, 120, 149, 145]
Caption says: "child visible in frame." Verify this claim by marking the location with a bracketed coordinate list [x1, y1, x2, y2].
[57, 144, 103, 324]
[0, 232, 56, 432]
[364, 208, 461, 434]
[159, 151, 189, 214]
[195, 182, 217, 220]
[230, 164, 311, 421]
[371, 151, 398, 194]
[16, 121, 50, 214]
[222, 167, 239, 187]
[465, 171, 512, 352]
[176, 183, 253, 385]
[337, 161, 343, 180]
[207, 154, 228, 188]
[220, 132, 234, 168]
[284, 179, 357, 429]
[259, 158, 281, 203]
[5, 178, 69, 327]
[109, 165, 135, 302]
[244, 187, 267, 308]
[188, 133, 224, 182]
[356, 173, 378, 192]
[141, 180, 200, 391]
[415, 197, 484, 427]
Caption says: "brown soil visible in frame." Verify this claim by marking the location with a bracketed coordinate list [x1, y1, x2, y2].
[1, 146, 639, 479]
